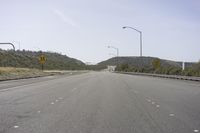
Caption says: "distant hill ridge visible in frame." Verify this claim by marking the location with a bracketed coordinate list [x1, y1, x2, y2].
[0, 49, 86, 70]
[98, 56, 200, 76]
[98, 56, 195, 68]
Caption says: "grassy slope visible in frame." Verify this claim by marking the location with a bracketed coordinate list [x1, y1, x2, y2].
[0, 50, 86, 70]
[0, 67, 52, 80]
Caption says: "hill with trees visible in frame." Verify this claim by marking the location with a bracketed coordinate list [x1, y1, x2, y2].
[0, 50, 199, 76]
[0, 49, 86, 70]
[99, 56, 183, 68]
[98, 56, 199, 76]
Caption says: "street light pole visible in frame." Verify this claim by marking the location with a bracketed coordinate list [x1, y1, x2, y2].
[107, 46, 119, 57]
[123, 26, 143, 57]
[0, 43, 16, 67]
[140, 32, 142, 57]
[0, 43, 15, 51]
[12, 41, 21, 50]
[107, 46, 119, 66]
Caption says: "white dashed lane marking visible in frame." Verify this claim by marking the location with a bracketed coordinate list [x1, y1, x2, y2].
[51, 102, 55, 105]
[151, 102, 155, 105]
[169, 114, 175, 117]
[14, 125, 19, 128]
[55, 99, 59, 102]
[156, 105, 160, 108]
[146, 99, 151, 102]
[72, 88, 77, 92]
[37, 110, 41, 113]
[58, 97, 63, 100]
[194, 130, 199, 132]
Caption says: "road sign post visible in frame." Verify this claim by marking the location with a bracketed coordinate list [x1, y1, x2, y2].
[41, 64, 44, 71]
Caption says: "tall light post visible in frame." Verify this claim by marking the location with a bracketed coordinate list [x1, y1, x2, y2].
[123, 26, 143, 57]
[0, 43, 16, 67]
[13, 41, 21, 50]
[107, 46, 119, 57]
[0, 43, 15, 51]
[107, 46, 119, 66]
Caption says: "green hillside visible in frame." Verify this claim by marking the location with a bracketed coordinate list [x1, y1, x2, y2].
[0, 49, 86, 70]
[98, 56, 199, 76]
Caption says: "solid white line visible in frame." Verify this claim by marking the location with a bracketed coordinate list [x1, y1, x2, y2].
[43, 76, 54, 79]
[0, 83, 34, 92]
[0, 77, 56, 92]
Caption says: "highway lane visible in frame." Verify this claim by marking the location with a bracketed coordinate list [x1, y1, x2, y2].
[0, 72, 199, 133]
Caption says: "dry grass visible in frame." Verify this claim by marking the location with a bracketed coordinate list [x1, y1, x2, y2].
[0, 67, 34, 72]
[0, 67, 51, 80]
[0, 67, 40, 74]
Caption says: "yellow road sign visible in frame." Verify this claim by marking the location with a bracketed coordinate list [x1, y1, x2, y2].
[39, 55, 46, 64]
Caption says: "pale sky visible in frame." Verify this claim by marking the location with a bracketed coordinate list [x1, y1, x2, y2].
[0, 0, 199, 63]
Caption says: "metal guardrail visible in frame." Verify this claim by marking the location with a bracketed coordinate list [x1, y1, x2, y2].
[115, 71, 200, 82]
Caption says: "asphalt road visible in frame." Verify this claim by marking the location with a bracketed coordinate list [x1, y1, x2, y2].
[0, 72, 200, 133]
